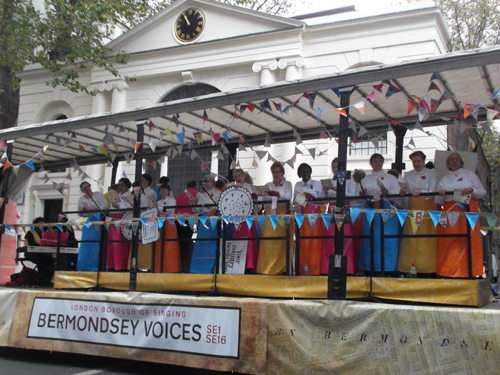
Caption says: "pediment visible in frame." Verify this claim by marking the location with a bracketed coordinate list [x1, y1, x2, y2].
[108, 0, 303, 53]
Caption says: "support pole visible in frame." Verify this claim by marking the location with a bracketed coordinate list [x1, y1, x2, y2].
[328, 87, 353, 300]
[391, 124, 408, 174]
[129, 121, 145, 291]
[111, 159, 119, 184]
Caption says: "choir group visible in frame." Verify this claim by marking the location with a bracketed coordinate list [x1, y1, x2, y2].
[25, 151, 486, 282]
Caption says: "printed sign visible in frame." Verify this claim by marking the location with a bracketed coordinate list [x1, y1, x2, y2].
[225, 240, 247, 274]
[141, 208, 159, 244]
[28, 298, 240, 358]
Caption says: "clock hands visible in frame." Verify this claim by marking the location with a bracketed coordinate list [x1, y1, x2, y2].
[183, 13, 191, 26]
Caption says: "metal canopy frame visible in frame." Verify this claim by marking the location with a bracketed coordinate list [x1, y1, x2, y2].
[0, 45, 498, 171]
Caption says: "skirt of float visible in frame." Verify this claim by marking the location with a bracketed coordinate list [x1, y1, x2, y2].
[437, 199, 483, 278]
[257, 207, 290, 275]
[397, 197, 437, 274]
[189, 217, 218, 274]
[106, 213, 130, 271]
[154, 221, 181, 273]
[297, 204, 324, 275]
[358, 200, 400, 272]
[320, 221, 356, 275]
[76, 213, 102, 272]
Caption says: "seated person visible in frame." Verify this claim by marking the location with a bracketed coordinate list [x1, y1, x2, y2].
[22, 217, 54, 286]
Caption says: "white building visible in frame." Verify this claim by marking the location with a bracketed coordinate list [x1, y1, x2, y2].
[16, 0, 450, 223]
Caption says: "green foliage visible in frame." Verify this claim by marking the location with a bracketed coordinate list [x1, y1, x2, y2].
[431, 0, 500, 51]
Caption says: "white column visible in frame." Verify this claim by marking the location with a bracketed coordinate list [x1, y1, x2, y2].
[252, 60, 278, 86]
[111, 81, 128, 113]
[278, 58, 305, 81]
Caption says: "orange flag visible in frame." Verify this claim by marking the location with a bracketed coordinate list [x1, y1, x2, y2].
[407, 100, 418, 115]
[334, 108, 348, 117]
[134, 142, 141, 153]
[2, 160, 12, 171]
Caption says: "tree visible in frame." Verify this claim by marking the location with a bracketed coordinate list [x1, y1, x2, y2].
[0, 0, 292, 131]
[422, 0, 500, 51]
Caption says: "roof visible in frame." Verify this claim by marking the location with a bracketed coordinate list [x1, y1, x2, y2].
[1, 46, 499, 169]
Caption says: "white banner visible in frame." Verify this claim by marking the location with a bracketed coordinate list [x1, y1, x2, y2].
[225, 240, 247, 274]
[28, 298, 240, 358]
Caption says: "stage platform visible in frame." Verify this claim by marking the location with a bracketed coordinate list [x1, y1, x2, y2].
[0, 287, 499, 374]
[54, 271, 491, 307]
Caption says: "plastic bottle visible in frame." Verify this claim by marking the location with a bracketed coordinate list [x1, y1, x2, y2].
[409, 263, 417, 278]
[304, 264, 310, 275]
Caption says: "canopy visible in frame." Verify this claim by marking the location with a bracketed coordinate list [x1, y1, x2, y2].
[1, 46, 499, 170]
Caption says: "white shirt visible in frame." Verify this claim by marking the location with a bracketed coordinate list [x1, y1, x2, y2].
[118, 191, 133, 209]
[293, 179, 323, 203]
[326, 178, 358, 198]
[140, 186, 157, 208]
[197, 188, 221, 213]
[157, 196, 176, 216]
[361, 170, 400, 196]
[78, 192, 108, 216]
[437, 168, 486, 201]
[403, 168, 437, 194]
[265, 179, 293, 200]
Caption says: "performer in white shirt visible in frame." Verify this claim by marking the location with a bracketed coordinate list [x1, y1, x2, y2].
[358, 153, 400, 274]
[436, 152, 486, 278]
[154, 183, 180, 273]
[320, 158, 358, 275]
[294, 163, 324, 275]
[257, 162, 292, 275]
[76, 181, 109, 271]
[197, 175, 221, 215]
[398, 151, 438, 275]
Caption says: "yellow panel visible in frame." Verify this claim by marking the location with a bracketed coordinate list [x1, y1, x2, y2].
[136, 273, 215, 292]
[371, 277, 491, 306]
[216, 275, 369, 299]
[54, 271, 97, 289]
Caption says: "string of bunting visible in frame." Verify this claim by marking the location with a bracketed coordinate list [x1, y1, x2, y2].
[3, 209, 500, 237]
[0, 75, 498, 190]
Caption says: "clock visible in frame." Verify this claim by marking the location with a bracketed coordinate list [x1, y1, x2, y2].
[174, 8, 205, 43]
[218, 185, 254, 217]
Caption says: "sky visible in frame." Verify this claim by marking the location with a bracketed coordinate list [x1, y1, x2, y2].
[288, 0, 434, 20]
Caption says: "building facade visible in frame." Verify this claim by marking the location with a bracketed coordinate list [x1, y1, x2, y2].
[16, 0, 449, 223]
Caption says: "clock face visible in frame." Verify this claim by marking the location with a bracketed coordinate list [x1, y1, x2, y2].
[174, 8, 205, 43]
[218, 186, 254, 217]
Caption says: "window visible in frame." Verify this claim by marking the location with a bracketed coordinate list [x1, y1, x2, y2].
[349, 134, 387, 156]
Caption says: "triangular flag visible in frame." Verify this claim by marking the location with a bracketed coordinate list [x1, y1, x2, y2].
[2, 160, 12, 171]
[176, 132, 185, 145]
[429, 211, 441, 228]
[364, 209, 376, 226]
[333, 214, 345, 231]
[447, 212, 460, 229]
[465, 212, 479, 229]
[257, 215, 266, 229]
[380, 209, 393, 224]
[222, 216, 230, 225]
[349, 207, 361, 223]
[157, 217, 165, 229]
[256, 150, 268, 160]
[367, 92, 375, 102]
[396, 210, 408, 227]
[198, 216, 208, 229]
[485, 213, 498, 229]
[334, 108, 348, 117]
[177, 217, 187, 227]
[430, 99, 440, 114]
[308, 214, 319, 229]
[188, 217, 197, 229]
[202, 109, 209, 122]
[373, 84, 383, 93]
[295, 214, 305, 229]
[480, 229, 489, 236]
[308, 147, 316, 159]
[418, 106, 429, 122]
[245, 216, 253, 230]
[134, 142, 141, 153]
[428, 82, 441, 93]
[25, 160, 36, 171]
[352, 101, 365, 114]
[259, 99, 272, 111]
[269, 215, 278, 230]
[321, 213, 332, 229]
[306, 92, 316, 109]
[407, 100, 418, 115]
[210, 217, 219, 231]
